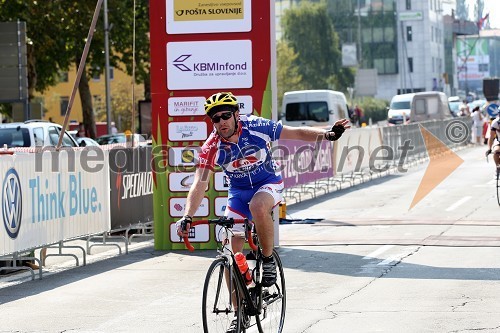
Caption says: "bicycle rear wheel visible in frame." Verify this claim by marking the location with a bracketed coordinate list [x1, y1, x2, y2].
[202, 258, 242, 333]
[256, 249, 286, 333]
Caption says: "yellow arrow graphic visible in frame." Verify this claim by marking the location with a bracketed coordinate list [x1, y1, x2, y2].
[409, 124, 464, 210]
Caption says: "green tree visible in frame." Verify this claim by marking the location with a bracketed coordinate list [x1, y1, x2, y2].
[0, 0, 150, 137]
[281, 1, 354, 92]
[276, 40, 304, 110]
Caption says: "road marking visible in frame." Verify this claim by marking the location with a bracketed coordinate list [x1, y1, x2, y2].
[362, 245, 394, 260]
[445, 196, 472, 212]
[377, 255, 399, 266]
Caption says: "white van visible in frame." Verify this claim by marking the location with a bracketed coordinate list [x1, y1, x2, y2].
[410, 91, 453, 123]
[281, 90, 348, 128]
[387, 93, 415, 125]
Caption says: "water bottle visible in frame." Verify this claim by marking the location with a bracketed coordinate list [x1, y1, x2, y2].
[235, 252, 252, 285]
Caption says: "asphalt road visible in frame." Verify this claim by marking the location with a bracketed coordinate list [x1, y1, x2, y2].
[1, 144, 499, 333]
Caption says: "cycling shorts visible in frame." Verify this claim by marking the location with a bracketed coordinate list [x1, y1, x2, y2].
[224, 181, 284, 235]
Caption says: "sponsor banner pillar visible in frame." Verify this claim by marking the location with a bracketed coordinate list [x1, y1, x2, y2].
[150, 0, 276, 250]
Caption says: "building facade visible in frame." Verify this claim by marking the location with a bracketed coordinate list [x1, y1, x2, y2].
[276, 0, 448, 101]
[36, 66, 143, 129]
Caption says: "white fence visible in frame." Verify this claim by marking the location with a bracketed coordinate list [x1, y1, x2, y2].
[0, 150, 110, 256]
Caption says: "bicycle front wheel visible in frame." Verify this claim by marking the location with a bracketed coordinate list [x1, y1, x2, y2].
[496, 171, 500, 206]
[202, 258, 242, 333]
[256, 249, 286, 333]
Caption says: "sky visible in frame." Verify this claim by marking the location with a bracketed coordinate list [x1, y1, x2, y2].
[467, 0, 500, 28]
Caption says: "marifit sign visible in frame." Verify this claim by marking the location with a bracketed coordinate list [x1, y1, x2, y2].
[166, 0, 251, 34]
[167, 40, 253, 90]
[168, 96, 205, 116]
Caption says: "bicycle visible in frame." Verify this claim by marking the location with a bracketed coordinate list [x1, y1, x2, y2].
[182, 217, 286, 333]
[485, 151, 500, 206]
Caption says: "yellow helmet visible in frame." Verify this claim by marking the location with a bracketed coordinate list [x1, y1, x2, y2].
[205, 92, 238, 117]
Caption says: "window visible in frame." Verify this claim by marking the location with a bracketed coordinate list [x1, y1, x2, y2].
[60, 96, 69, 116]
[48, 126, 75, 147]
[0, 128, 30, 147]
[48, 127, 59, 145]
[33, 127, 44, 147]
[408, 57, 413, 73]
[406, 26, 412, 41]
[373, 28, 384, 42]
[406, 0, 411, 10]
[385, 58, 397, 74]
[362, 28, 372, 43]
[427, 97, 438, 114]
[415, 99, 426, 115]
[285, 102, 329, 122]
[479, 63, 489, 72]
[385, 27, 395, 41]
[92, 66, 101, 81]
[59, 72, 68, 83]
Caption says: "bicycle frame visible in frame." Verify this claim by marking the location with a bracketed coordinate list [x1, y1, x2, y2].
[185, 218, 263, 316]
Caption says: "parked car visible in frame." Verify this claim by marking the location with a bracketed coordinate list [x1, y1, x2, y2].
[96, 133, 146, 145]
[75, 136, 100, 147]
[448, 96, 461, 117]
[0, 120, 79, 148]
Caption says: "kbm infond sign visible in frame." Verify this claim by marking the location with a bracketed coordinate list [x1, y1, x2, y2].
[166, 40, 253, 90]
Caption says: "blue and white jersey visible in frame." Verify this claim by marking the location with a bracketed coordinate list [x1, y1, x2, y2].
[491, 118, 500, 141]
[198, 115, 283, 189]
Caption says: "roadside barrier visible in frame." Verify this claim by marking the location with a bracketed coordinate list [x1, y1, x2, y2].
[0, 144, 154, 279]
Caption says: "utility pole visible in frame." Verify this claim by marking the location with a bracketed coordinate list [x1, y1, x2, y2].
[357, 0, 362, 66]
[104, 0, 112, 134]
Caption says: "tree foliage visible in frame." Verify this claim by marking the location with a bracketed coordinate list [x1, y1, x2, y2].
[0, 0, 150, 137]
[276, 40, 304, 109]
[281, 1, 354, 92]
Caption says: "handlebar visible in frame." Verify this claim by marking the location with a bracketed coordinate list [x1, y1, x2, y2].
[182, 217, 257, 252]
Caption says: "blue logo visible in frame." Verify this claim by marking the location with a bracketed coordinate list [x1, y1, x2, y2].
[487, 104, 499, 118]
[2, 168, 22, 239]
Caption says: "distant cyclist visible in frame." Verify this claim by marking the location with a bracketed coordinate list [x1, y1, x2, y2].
[486, 115, 500, 175]
[176, 92, 349, 287]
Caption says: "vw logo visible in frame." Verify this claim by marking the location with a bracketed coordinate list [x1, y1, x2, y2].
[2, 168, 22, 239]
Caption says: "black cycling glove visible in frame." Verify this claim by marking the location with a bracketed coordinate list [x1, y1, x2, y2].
[324, 125, 345, 141]
[175, 215, 192, 234]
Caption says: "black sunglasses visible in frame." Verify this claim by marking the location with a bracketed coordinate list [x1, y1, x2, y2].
[211, 111, 233, 123]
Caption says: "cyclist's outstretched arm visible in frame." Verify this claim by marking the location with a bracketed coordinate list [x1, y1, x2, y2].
[280, 119, 350, 142]
[176, 167, 212, 237]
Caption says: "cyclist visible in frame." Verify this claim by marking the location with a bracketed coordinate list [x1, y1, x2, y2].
[176, 92, 349, 287]
[486, 115, 500, 175]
